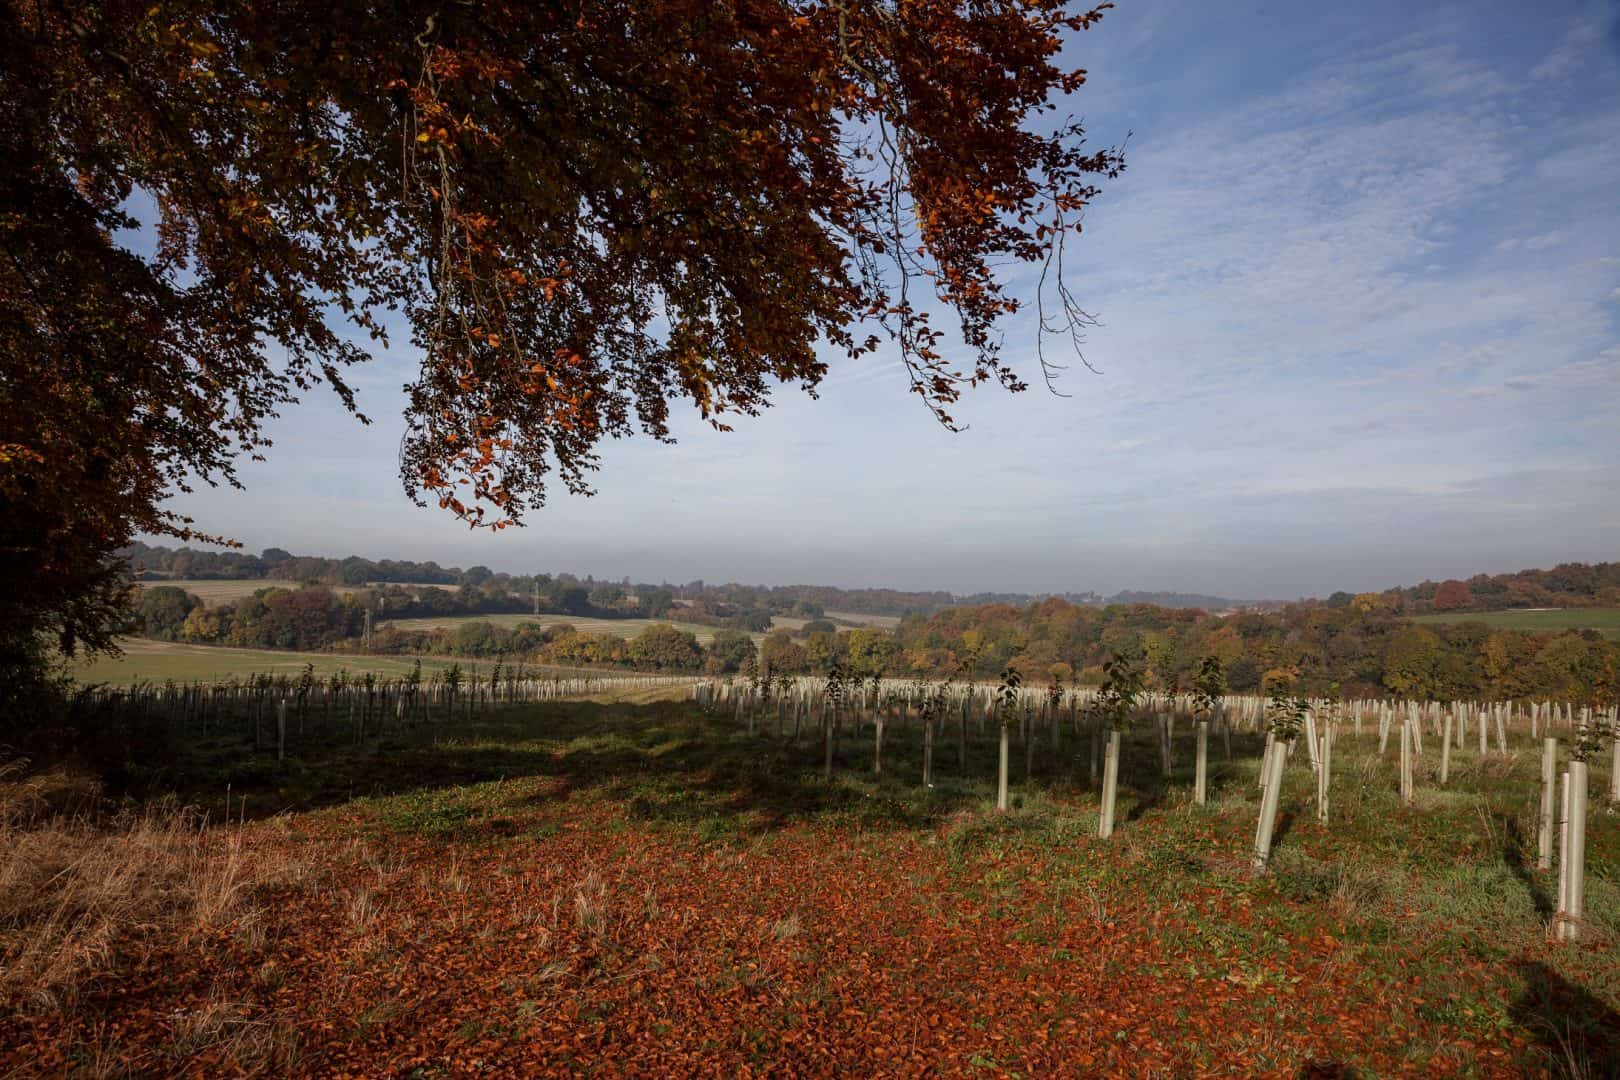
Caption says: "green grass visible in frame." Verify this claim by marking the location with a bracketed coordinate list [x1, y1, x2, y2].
[71, 638, 573, 685]
[141, 581, 898, 640]
[385, 610, 899, 641]
[1411, 607, 1620, 638]
[131, 699, 1620, 887]
[32, 698, 1620, 1074]
[381, 612, 761, 644]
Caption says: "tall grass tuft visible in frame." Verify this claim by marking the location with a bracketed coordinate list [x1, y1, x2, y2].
[0, 756, 261, 1012]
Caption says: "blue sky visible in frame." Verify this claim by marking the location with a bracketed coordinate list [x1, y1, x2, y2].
[164, 0, 1620, 601]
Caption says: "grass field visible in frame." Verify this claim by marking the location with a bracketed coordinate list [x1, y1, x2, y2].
[826, 610, 902, 628]
[1412, 607, 1620, 639]
[73, 638, 515, 684]
[2, 701, 1615, 1075]
[381, 612, 754, 644]
[146, 582, 903, 629]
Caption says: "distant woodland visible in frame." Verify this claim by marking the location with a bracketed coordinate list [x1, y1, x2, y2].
[119, 542, 1230, 616]
[121, 545, 1620, 704]
[1328, 563, 1620, 614]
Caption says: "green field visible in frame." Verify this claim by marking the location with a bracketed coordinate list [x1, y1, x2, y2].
[826, 610, 902, 629]
[1411, 607, 1620, 639]
[381, 613, 755, 644]
[143, 582, 903, 639]
[73, 639, 515, 685]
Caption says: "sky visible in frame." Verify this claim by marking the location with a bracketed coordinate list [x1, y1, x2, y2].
[161, 0, 1620, 602]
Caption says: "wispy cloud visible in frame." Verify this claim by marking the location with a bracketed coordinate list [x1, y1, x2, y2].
[164, 0, 1620, 600]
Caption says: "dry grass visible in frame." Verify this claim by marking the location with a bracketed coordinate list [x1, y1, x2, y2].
[0, 757, 271, 1013]
[573, 871, 609, 938]
[166, 994, 302, 1073]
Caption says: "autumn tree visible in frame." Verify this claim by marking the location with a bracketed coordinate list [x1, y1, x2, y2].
[133, 586, 199, 642]
[704, 629, 758, 674]
[627, 623, 704, 672]
[1431, 579, 1473, 611]
[759, 630, 810, 674]
[0, 0, 1125, 696]
[846, 627, 901, 677]
[1382, 625, 1443, 701]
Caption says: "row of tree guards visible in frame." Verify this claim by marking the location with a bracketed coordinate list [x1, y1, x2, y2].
[72, 656, 1613, 943]
[75, 663, 693, 757]
[693, 655, 1618, 944]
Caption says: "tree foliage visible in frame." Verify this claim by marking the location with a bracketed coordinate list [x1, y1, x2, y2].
[1, 0, 1125, 686]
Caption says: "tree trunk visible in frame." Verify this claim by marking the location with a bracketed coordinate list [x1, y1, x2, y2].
[1089, 717, 1101, 787]
[958, 698, 968, 771]
[822, 708, 836, 782]
[1157, 713, 1172, 777]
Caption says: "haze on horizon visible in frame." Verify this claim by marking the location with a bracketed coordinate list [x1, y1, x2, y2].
[159, 0, 1620, 603]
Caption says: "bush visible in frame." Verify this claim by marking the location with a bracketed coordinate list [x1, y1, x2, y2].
[627, 624, 704, 671]
[705, 630, 757, 674]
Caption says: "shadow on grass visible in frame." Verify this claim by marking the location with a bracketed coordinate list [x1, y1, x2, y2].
[1271, 809, 1297, 852]
[94, 701, 1242, 840]
[1510, 961, 1620, 1079]
[1123, 784, 1166, 823]
[1296, 1063, 1358, 1079]
[1502, 815, 1554, 920]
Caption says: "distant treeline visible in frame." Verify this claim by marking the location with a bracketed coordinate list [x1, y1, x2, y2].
[717, 602, 1620, 703]
[1106, 590, 1233, 610]
[119, 542, 1232, 618]
[131, 581, 675, 649]
[866, 600, 1618, 703]
[131, 584, 765, 674]
[1323, 562, 1620, 615]
[122, 541, 463, 584]
[130, 582, 1619, 704]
